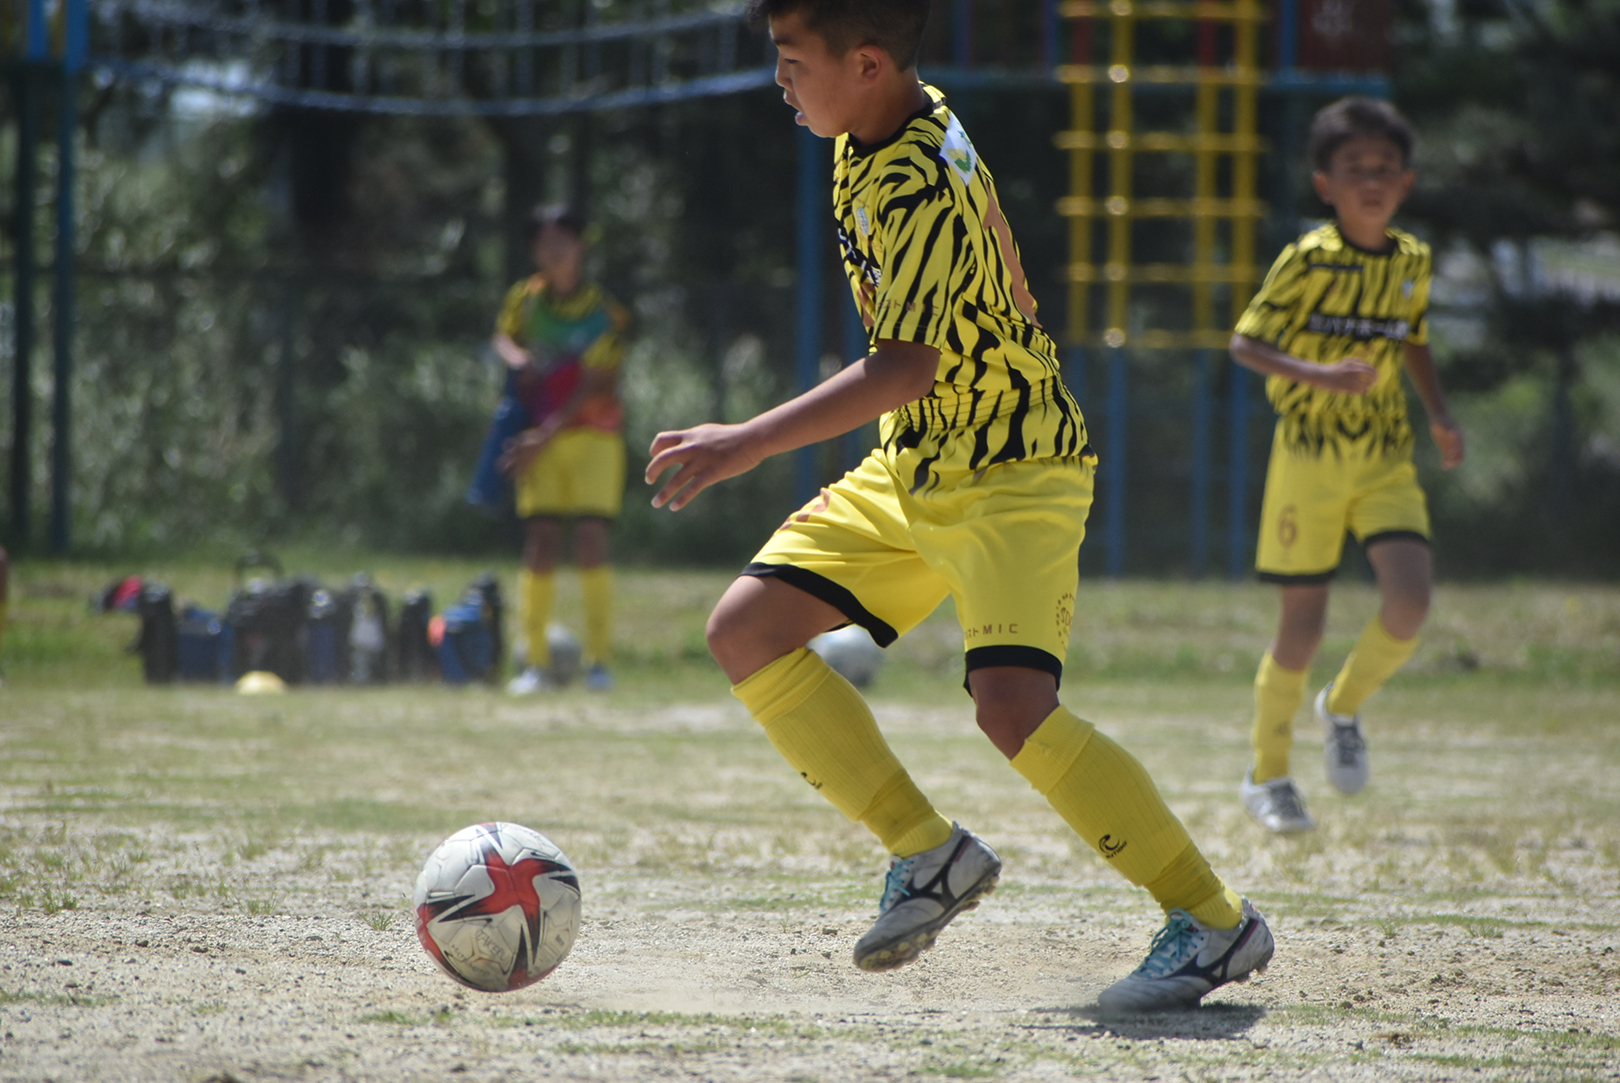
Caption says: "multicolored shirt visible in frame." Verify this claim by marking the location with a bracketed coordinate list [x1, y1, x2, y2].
[495, 277, 628, 433]
[834, 85, 1089, 492]
[1235, 223, 1432, 457]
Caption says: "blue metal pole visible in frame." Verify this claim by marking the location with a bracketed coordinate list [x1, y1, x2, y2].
[841, 290, 869, 475]
[1227, 365, 1252, 580]
[1278, 0, 1298, 72]
[1040, 0, 1061, 71]
[1190, 349, 1211, 578]
[793, 125, 825, 508]
[954, 0, 973, 68]
[1104, 347, 1127, 578]
[1064, 344, 1087, 408]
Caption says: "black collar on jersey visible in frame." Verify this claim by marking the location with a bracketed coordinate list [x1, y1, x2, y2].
[846, 87, 942, 159]
[1329, 221, 1399, 257]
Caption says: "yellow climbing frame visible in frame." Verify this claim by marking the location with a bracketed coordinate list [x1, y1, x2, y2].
[1056, 0, 1265, 349]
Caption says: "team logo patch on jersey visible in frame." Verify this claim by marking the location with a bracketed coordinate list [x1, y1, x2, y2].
[1402, 279, 1415, 298]
[854, 205, 871, 237]
[941, 114, 978, 185]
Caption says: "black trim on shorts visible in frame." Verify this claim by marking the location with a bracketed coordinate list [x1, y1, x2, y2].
[962, 644, 1064, 694]
[741, 562, 899, 648]
[1256, 568, 1339, 586]
[1360, 529, 1430, 550]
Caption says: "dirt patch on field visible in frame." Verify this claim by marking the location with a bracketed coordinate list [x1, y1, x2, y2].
[1, 683, 1618, 1081]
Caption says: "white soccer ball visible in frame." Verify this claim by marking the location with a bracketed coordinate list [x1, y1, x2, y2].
[809, 624, 885, 688]
[508, 624, 583, 685]
[413, 822, 582, 992]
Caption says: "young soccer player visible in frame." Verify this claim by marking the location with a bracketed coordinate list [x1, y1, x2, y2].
[646, 0, 1273, 1014]
[489, 206, 630, 694]
[1231, 98, 1465, 834]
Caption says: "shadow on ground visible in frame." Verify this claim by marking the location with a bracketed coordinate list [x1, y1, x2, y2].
[1025, 1002, 1267, 1041]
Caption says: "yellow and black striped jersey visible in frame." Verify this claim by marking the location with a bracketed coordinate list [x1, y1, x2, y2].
[1235, 223, 1431, 457]
[834, 85, 1089, 491]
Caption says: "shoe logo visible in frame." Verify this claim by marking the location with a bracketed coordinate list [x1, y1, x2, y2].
[1098, 834, 1128, 859]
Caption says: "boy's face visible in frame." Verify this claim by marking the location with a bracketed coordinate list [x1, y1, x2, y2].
[769, 10, 879, 139]
[1312, 135, 1414, 241]
[533, 224, 584, 293]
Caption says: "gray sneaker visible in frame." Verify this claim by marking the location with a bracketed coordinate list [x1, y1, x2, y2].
[1316, 684, 1368, 795]
[505, 666, 554, 695]
[1240, 770, 1315, 834]
[852, 823, 1001, 973]
[1097, 898, 1275, 1016]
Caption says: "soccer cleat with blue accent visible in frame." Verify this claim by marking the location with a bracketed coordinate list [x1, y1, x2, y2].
[584, 664, 614, 692]
[1240, 770, 1315, 834]
[852, 823, 1001, 973]
[1317, 684, 1369, 795]
[1097, 899, 1275, 1016]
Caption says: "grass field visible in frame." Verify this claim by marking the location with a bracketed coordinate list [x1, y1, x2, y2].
[1, 557, 1617, 1081]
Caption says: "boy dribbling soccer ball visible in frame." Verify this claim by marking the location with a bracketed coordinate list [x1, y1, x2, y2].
[646, 0, 1274, 1015]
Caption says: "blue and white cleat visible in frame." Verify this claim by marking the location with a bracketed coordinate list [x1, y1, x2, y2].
[1097, 899, 1275, 1016]
[852, 823, 1001, 972]
[1317, 684, 1369, 795]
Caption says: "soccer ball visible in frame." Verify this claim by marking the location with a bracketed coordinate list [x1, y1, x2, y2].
[413, 822, 582, 992]
[809, 624, 885, 688]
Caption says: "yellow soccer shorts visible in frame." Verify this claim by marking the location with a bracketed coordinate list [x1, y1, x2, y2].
[1255, 424, 1431, 583]
[745, 451, 1094, 684]
[515, 427, 626, 520]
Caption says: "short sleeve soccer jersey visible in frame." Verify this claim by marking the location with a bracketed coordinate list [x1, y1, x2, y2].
[495, 277, 628, 433]
[834, 86, 1089, 492]
[1235, 223, 1432, 457]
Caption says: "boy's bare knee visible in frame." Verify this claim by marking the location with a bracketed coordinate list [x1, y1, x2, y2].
[969, 667, 1060, 760]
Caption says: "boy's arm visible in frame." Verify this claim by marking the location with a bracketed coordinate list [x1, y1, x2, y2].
[646, 339, 938, 511]
[498, 367, 618, 476]
[1403, 341, 1465, 469]
[1228, 333, 1377, 395]
[492, 332, 531, 371]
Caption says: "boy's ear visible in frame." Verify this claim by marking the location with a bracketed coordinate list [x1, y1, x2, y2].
[851, 41, 887, 83]
[1310, 170, 1333, 205]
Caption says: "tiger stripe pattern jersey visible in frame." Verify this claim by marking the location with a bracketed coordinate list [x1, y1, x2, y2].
[834, 86, 1090, 492]
[1235, 223, 1432, 458]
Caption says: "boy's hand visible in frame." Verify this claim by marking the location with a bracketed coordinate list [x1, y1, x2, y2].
[1430, 416, 1465, 469]
[1313, 358, 1378, 394]
[646, 422, 765, 511]
[498, 428, 553, 477]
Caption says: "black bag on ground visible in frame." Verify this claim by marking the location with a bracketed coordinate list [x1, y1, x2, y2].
[136, 582, 179, 684]
[225, 552, 314, 685]
[396, 588, 436, 682]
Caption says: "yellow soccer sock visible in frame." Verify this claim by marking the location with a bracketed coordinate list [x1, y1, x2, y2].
[1327, 617, 1418, 717]
[580, 566, 613, 667]
[520, 569, 555, 670]
[733, 648, 953, 857]
[1010, 706, 1242, 929]
[1252, 651, 1308, 783]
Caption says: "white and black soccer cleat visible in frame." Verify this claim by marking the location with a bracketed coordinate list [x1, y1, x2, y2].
[852, 823, 1001, 973]
[1317, 684, 1369, 795]
[1097, 898, 1275, 1016]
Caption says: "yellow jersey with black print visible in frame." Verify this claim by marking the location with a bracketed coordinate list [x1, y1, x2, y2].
[1235, 223, 1431, 458]
[834, 85, 1089, 493]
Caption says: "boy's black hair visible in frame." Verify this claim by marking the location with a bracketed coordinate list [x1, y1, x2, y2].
[746, 0, 930, 71]
[1308, 97, 1415, 172]
[527, 204, 587, 244]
